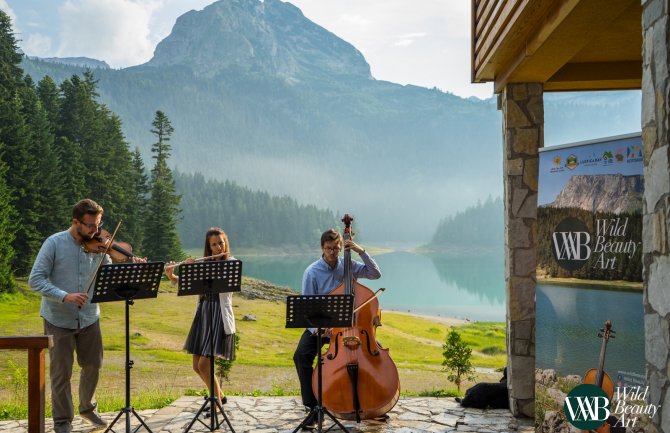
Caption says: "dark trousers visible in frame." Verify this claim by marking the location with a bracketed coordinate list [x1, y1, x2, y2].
[293, 330, 328, 409]
[44, 319, 103, 427]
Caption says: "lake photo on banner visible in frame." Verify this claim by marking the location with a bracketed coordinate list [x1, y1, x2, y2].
[536, 283, 644, 377]
[239, 250, 506, 322]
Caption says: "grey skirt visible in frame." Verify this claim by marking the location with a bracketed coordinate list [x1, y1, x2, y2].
[184, 297, 236, 360]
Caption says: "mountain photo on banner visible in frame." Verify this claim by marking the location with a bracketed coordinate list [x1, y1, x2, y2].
[19, 0, 642, 242]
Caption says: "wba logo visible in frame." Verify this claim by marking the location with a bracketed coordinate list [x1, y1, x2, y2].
[564, 384, 610, 430]
[551, 217, 592, 271]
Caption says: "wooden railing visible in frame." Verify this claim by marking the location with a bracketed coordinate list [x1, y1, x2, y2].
[0, 336, 52, 433]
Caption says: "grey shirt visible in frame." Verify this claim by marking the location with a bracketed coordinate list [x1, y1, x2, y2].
[29, 230, 110, 329]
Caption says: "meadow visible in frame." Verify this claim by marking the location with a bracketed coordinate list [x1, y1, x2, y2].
[0, 277, 506, 419]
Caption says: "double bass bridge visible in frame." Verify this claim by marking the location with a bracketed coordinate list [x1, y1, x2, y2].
[343, 336, 361, 349]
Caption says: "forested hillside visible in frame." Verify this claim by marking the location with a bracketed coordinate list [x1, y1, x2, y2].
[429, 197, 504, 253]
[175, 172, 338, 248]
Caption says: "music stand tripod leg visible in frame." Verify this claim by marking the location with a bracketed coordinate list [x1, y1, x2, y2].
[292, 330, 351, 433]
[183, 290, 235, 433]
[103, 298, 154, 433]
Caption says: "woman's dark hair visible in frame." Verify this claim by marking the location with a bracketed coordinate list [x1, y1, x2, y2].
[204, 227, 230, 260]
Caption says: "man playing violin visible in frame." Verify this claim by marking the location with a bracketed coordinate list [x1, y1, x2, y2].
[29, 199, 146, 433]
[293, 228, 381, 429]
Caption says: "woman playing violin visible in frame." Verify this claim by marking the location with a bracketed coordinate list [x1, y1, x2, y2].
[165, 227, 236, 408]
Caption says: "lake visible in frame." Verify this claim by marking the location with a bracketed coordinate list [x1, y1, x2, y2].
[536, 283, 645, 377]
[239, 250, 506, 321]
[239, 249, 645, 377]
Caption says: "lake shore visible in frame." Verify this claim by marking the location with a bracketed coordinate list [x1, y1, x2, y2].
[537, 276, 642, 291]
[386, 309, 470, 327]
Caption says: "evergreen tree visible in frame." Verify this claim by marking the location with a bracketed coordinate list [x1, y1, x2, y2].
[36, 75, 60, 128]
[143, 111, 183, 261]
[1, 89, 43, 275]
[56, 71, 139, 238]
[0, 11, 22, 102]
[21, 75, 67, 237]
[0, 147, 16, 292]
[126, 147, 149, 253]
[0, 10, 21, 284]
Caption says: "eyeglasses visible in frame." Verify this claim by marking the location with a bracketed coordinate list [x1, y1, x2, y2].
[323, 246, 341, 252]
[78, 220, 103, 230]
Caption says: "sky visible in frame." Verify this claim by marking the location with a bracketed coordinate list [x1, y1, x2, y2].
[0, 0, 494, 99]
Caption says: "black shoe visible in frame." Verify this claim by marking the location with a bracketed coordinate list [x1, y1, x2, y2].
[203, 397, 228, 410]
[301, 410, 317, 430]
[203, 397, 227, 418]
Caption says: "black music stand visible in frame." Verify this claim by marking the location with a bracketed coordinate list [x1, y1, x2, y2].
[177, 259, 242, 433]
[91, 261, 164, 433]
[286, 294, 354, 433]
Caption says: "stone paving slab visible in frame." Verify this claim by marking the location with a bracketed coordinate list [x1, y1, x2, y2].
[0, 396, 535, 433]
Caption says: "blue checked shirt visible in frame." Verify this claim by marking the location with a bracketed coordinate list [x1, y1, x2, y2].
[301, 251, 381, 295]
[29, 230, 111, 329]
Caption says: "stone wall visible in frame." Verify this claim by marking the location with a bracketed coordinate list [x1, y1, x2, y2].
[642, 1, 670, 432]
[500, 82, 542, 418]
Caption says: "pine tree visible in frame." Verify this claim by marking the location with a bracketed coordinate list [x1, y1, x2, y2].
[0, 145, 16, 292]
[143, 111, 183, 261]
[0, 10, 21, 284]
[36, 75, 60, 128]
[1, 89, 43, 275]
[21, 75, 67, 238]
[126, 147, 149, 253]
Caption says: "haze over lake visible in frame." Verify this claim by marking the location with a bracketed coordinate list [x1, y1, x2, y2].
[240, 249, 506, 322]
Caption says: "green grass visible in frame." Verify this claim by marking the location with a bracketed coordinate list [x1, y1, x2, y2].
[0, 278, 506, 419]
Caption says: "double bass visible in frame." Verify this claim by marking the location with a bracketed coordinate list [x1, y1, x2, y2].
[313, 215, 400, 421]
[582, 320, 615, 433]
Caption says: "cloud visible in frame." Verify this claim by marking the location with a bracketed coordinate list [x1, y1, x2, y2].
[58, 0, 160, 67]
[0, 0, 18, 25]
[392, 32, 427, 47]
[24, 33, 52, 56]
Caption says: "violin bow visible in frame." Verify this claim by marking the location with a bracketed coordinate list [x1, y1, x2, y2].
[83, 220, 123, 298]
[353, 288, 386, 313]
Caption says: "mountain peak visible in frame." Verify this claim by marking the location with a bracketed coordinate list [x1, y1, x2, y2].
[146, 0, 372, 81]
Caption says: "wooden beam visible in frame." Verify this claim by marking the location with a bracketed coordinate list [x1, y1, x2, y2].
[493, 0, 638, 92]
[0, 336, 52, 433]
[549, 61, 641, 82]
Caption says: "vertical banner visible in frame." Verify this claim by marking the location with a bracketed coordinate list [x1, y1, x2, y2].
[536, 133, 648, 430]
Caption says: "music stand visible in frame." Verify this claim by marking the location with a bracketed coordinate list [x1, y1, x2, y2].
[177, 259, 242, 433]
[286, 294, 354, 433]
[91, 261, 164, 433]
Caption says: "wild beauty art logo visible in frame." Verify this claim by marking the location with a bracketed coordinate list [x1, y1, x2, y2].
[565, 385, 660, 429]
[551, 217, 640, 271]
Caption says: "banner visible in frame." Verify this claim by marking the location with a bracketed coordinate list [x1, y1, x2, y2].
[537, 133, 643, 281]
[536, 133, 647, 431]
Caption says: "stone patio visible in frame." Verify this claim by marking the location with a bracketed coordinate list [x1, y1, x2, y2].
[0, 396, 535, 433]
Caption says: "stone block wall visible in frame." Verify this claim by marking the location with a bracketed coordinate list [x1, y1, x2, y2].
[500, 82, 542, 418]
[642, 1, 670, 432]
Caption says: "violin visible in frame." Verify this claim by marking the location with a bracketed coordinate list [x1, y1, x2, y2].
[83, 227, 135, 263]
[314, 214, 400, 421]
[582, 320, 615, 433]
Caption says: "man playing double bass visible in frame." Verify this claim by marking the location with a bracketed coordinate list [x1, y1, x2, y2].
[292, 228, 381, 429]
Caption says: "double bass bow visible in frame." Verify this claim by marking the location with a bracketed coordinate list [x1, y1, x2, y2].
[582, 320, 615, 433]
[313, 214, 400, 421]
